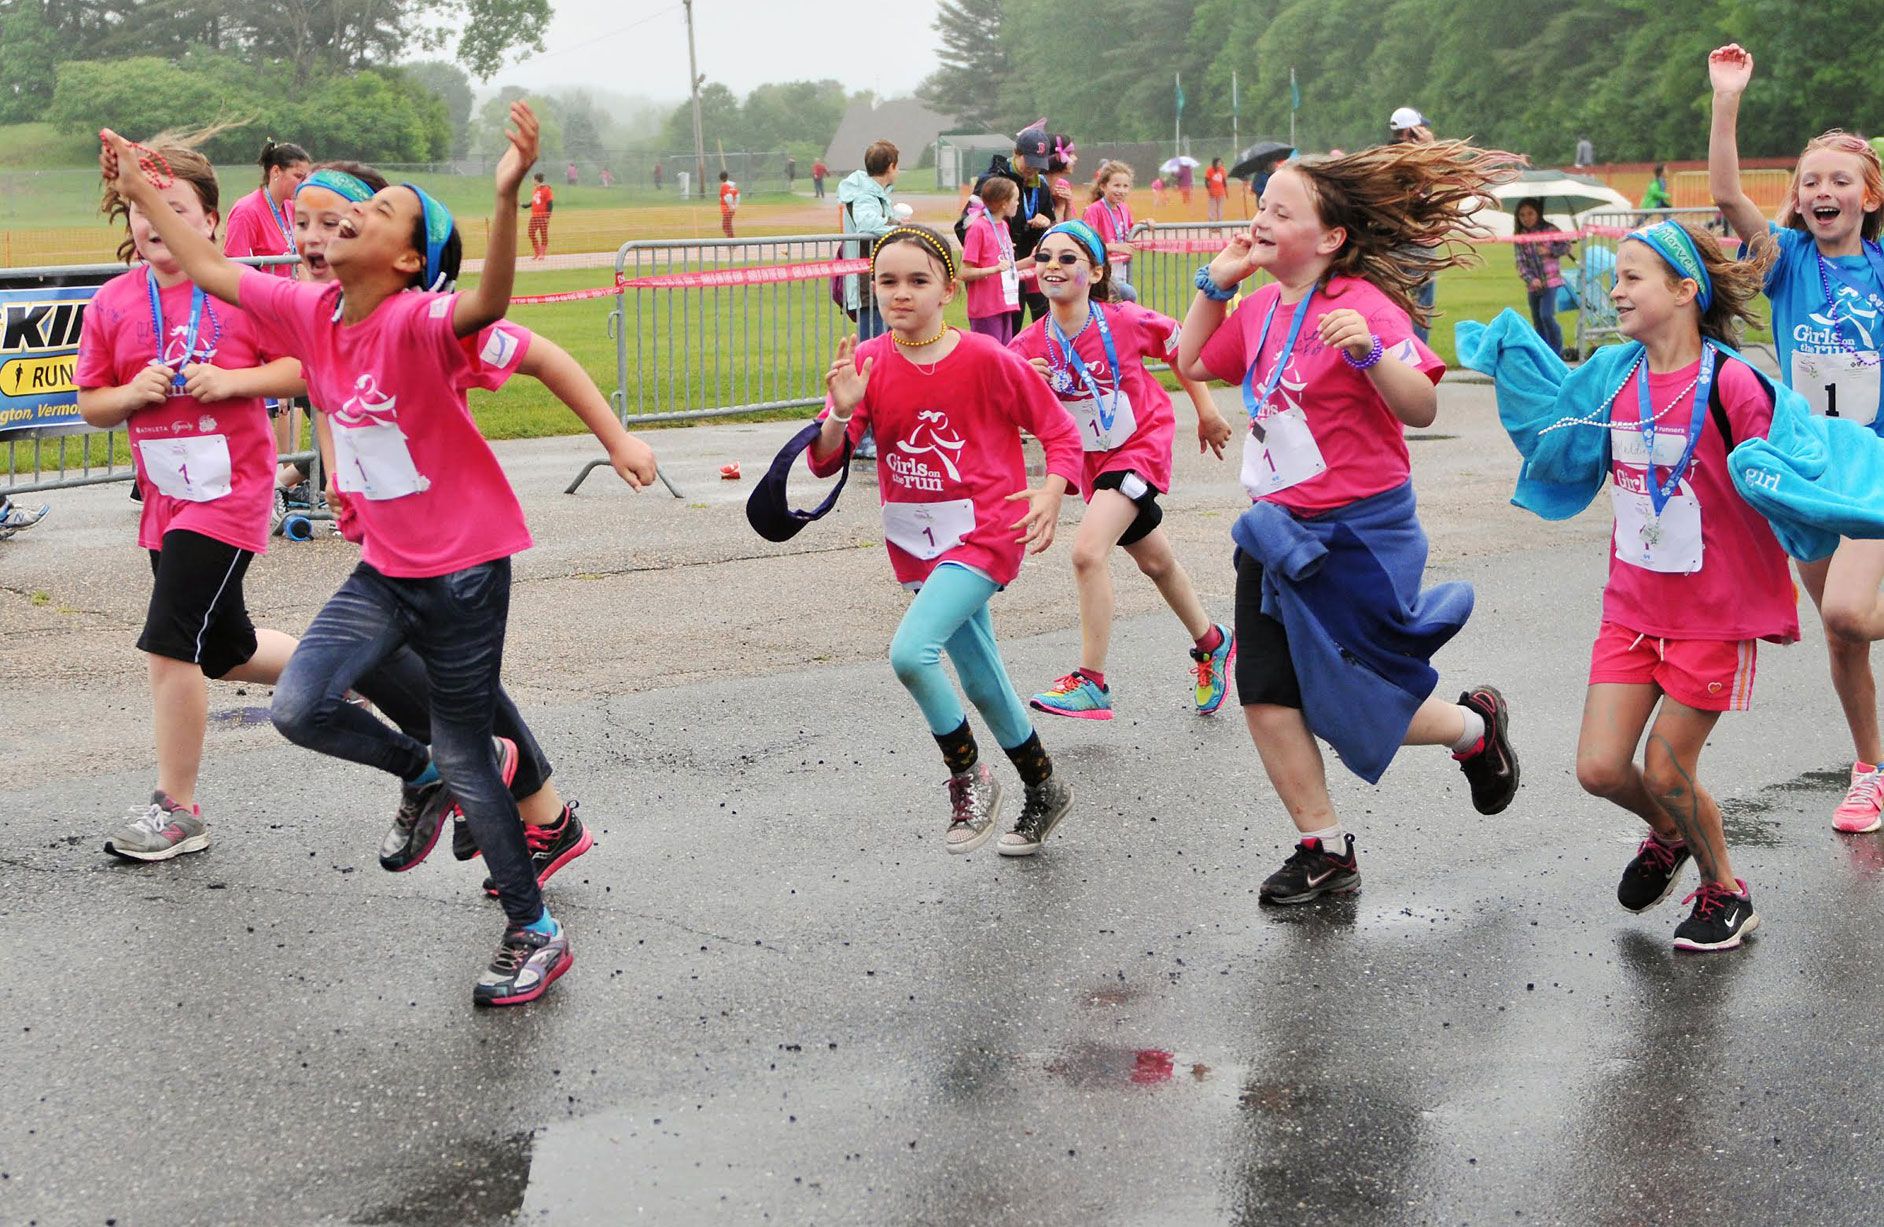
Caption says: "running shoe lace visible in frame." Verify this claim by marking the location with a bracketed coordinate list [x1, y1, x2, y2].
[491, 934, 532, 974]
[948, 772, 982, 825]
[1192, 652, 1215, 691]
[127, 801, 171, 836]
[1680, 881, 1730, 919]
[1636, 837, 1678, 872]
[1047, 672, 1087, 696]
[524, 821, 558, 851]
[1847, 773, 1882, 807]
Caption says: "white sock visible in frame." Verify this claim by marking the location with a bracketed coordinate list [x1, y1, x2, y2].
[1450, 706, 1486, 754]
[1302, 824, 1345, 852]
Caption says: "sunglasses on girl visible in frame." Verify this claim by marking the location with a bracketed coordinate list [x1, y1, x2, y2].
[1041, 252, 1089, 266]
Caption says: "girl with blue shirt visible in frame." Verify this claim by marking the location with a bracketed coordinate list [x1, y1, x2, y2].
[1709, 42, 1884, 835]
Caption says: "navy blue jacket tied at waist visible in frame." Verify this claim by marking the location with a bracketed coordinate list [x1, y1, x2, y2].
[1230, 482, 1474, 784]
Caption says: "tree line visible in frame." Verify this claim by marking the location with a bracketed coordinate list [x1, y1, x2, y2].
[921, 0, 1880, 163]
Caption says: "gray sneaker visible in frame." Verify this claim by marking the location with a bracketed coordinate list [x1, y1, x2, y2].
[103, 791, 210, 861]
[0, 499, 49, 540]
[473, 918, 573, 1007]
[997, 776, 1073, 857]
[945, 763, 1003, 855]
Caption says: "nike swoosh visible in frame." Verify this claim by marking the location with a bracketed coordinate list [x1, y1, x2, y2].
[1722, 909, 1740, 928]
[1307, 868, 1340, 887]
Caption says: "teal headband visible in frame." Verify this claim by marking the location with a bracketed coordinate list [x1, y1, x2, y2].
[400, 182, 456, 291]
[1625, 221, 1713, 311]
[1042, 219, 1107, 267]
[295, 169, 374, 204]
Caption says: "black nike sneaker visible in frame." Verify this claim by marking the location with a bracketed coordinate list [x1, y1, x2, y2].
[1260, 834, 1360, 905]
[1672, 879, 1759, 952]
[1617, 834, 1692, 912]
[1454, 685, 1520, 815]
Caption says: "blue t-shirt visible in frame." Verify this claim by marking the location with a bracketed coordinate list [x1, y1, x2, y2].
[1759, 223, 1884, 433]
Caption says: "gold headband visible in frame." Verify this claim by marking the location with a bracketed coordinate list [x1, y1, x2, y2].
[874, 226, 957, 279]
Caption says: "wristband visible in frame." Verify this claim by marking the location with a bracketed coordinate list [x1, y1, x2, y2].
[1342, 334, 1384, 370]
[1194, 266, 1238, 302]
[827, 407, 855, 424]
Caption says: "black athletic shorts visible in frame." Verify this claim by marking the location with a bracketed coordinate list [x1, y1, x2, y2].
[1232, 549, 1302, 709]
[139, 529, 259, 679]
[1091, 469, 1165, 547]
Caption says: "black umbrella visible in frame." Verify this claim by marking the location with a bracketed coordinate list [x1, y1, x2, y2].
[1228, 141, 1294, 180]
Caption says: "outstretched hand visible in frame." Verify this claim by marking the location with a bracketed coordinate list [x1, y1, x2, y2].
[495, 102, 541, 198]
[825, 335, 873, 416]
[97, 129, 143, 199]
[1709, 44, 1753, 95]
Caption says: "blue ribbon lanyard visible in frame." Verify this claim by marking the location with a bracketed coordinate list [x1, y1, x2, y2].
[1049, 303, 1123, 433]
[146, 269, 207, 392]
[1103, 201, 1128, 243]
[1240, 289, 1317, 440]
[1023, 183, 1040, 221]
[1638, 343, 1717, 517]
[265, 188, 297, 253]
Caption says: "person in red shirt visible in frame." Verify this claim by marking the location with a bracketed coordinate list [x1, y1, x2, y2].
[523, 173, 553, 259]
[812, 158, 828, 199]
[718, 171, 739, 237]
[1205, 157, 1229, 222]
[805, 225, 1083, 857]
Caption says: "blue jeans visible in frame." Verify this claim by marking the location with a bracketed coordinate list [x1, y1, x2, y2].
[887, 562, 1034, 749]
[271, 559, 547, 928]
[1413, 277, 1437, 344]
[1527, 287, 1564, 354]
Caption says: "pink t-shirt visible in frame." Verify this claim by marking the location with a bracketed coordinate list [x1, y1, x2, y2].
[1083, 199, 1136, 258]
[223, 188, 297, 275]
[1199, 276, 1444, 514]
[236, 269, 534, 578]
[807, 330, 1083, 588]
[1009, 302, 1182, 494]
[962, 212, 1018, 321]
[74, 268, 276, 554]
[1601, 355, 1798, 644]
[330, 321, 535, 544]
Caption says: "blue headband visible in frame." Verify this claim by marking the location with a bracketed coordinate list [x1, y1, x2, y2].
[295, 169, 374, 204]
[400, 183, 456, 291]
[1042, 219, 1107, 267]
[1625, 221, 1713, 311]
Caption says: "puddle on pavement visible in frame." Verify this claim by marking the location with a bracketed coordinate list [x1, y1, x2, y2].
[1038, 1042, 1216, 1090]
[351, 1131, 531, 1226]
[1716, 765, 1851, 847]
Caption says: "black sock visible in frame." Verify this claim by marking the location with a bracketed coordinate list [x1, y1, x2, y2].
[1005, 731, 1053, 788]
[935, 720, 978, 774]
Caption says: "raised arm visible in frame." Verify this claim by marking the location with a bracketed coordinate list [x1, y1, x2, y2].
[453, 102, 540, 339]
[1176, 232, 1256, 382]
[98, 130, 245, 306]
[1707, 45, 1771, 246]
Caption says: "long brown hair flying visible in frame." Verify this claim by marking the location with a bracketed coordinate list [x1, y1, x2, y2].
[1289, 139, 1526, 323]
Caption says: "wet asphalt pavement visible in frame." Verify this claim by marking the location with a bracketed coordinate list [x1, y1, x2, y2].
[6, 385, 1884, 1225]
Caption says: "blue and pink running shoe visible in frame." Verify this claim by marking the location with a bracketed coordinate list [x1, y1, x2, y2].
[1031, 671, 1113, 721]
[1190, 624, 1236, 715]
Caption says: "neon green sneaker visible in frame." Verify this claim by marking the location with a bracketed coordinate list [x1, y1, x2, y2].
[1189, 625, 1235, 715]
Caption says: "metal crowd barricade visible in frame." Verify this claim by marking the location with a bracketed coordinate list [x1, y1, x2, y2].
[1573, 207, 1729, 356]
[567, 232, 863, 493]
[1125, 220, 1247, 327]
[1, 255, 306, 496]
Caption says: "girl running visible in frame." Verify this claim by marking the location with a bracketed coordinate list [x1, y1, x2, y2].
[1466, 220, 1795, 952]
[1174, 143, 1523, 905]
[1708, 43, 1884, 835]
[75, 133, 305, 861]
[101, 104, 638, 1008]
[1083, 161, 1139, 303]
[805, 224, 1084, 857]
[1009, 219, 1237, 721]
[291, 161, 645, 897]
[960, 178, 1026, 344]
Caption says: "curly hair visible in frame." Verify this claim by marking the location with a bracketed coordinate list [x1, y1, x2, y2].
[100, 125, 234, 265]
[1089, 159, 1135, 203]
[1287, 139, 1526, 323]
[1777, 129, 1884, 244]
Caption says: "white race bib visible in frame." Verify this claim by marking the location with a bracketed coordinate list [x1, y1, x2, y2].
[1000, 262, 1020, 309]
[1610, 477, 1704, 574]
[1792, 349, 1881, 426]
[332, 419, 428, 501]
[137, 434, 232, 503]
[1067, 391, 1138, 453]
[883, 499, 976, 560]
[1240, 408, 1327, 498]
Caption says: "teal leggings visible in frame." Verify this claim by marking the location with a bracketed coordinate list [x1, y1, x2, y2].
[888, 562, 1035, 750]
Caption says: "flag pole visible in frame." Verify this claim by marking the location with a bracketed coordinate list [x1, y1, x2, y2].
[1232, 69, 1239, 155]
[1175, 72, 1182, 155]
[1289, 67, 1297, 149]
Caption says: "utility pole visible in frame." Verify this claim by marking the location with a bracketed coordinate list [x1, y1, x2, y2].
[683, 0, 707, 198]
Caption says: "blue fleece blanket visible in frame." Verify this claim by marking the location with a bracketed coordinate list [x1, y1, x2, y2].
[1455, 308, 1884, 560]
[1231, 483, 1473, 785]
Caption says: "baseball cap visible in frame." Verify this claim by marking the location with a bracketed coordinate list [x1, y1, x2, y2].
[1015, 126, 1053, 171]
[1389, 107, 1427, 131]
[745, 420, 852, 542]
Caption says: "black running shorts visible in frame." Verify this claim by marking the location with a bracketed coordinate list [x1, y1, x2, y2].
[139, 529, 259, 679]
[1091, 469, 1165, 548]
[1232, 550, 1302, 709]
